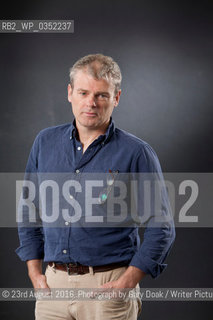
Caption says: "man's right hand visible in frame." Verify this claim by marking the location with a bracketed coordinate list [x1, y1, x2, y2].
[27, 259, 50, 289]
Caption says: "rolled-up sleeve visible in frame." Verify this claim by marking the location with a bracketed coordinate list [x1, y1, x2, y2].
[15, 227, 44, 261]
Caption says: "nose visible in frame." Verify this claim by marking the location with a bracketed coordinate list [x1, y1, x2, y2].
[86, 94, 96, 107]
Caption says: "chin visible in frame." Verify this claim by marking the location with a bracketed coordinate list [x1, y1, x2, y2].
[80, 119, 99, 128]
[79, 116, 99, 125]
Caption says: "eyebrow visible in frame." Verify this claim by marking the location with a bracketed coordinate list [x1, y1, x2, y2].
[77, 88, 89, 92]
[95, 91, 110, 96]
[77, 89, 110, 96]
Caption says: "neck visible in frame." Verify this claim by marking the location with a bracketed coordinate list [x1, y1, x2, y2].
[75, 120, 110, 152]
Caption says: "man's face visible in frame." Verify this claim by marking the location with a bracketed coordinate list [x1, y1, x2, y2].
[68, 69, 121, 130]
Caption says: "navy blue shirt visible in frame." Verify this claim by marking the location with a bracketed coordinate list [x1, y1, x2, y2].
[16, 119, 175, 278]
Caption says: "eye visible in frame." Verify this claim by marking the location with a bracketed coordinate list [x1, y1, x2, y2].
[80, 92, 86, 96]
[98, 94, 108, 99]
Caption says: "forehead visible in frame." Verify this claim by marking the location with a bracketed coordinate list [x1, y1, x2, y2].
[73, 69, 114, 92]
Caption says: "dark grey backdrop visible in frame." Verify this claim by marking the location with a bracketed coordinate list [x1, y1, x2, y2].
[0, 0, 213, 319]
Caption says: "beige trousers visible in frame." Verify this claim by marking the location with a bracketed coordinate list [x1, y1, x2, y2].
[35, 264, 142, 320]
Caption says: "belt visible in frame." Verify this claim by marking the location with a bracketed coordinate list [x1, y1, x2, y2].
[49, 262, 127, 275]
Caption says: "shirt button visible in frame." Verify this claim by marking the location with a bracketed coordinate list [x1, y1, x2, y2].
[77, 146, 81, 151]
[63, 249, 67, 254]
[69, 195, 74, 199]
[76, 169, 80, 173]
[70, 136, 72, 140]
[65, 221, 69, 226]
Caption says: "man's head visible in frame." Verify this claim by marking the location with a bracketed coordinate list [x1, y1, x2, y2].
[69, 54, 122, 96]
[68, 54, 122, 131]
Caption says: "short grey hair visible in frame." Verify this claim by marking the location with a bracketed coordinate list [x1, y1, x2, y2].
[69, 54, 122, 95]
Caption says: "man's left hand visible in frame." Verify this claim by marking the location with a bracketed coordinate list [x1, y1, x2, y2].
[100, 266, 146, 289]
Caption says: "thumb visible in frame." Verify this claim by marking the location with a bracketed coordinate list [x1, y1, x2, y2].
[38, 275, 49, 289]
[100, 282, 113, 289]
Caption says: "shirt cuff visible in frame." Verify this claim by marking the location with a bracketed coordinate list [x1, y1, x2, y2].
[129, 253, 167, 278]
[15, 242, 44, 261]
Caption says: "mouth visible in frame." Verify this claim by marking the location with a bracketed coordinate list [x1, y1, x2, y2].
[84, 112, 97, 117]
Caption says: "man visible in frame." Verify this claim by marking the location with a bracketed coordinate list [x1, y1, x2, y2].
[16, 54, 175, 319]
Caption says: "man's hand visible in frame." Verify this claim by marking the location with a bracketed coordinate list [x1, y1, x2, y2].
[100, 266, 146, 289]
[30, 273, 49, 289]
[27, 259, 49, 290]
[88, 266, 146, 300]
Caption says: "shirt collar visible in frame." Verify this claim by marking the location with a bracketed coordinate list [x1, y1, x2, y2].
[70, 119, 77, 139]
[69, 117, 115, 144]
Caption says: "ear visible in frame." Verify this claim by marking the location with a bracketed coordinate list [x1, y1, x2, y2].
[68, 84, 73, 103]
[114, 90, 121, 107]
